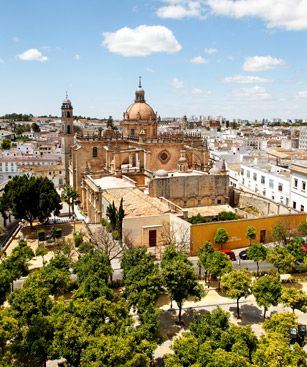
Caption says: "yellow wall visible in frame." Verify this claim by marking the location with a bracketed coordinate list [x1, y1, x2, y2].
[191, 213, 307, 255]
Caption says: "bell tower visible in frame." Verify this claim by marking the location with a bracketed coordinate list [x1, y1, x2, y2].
[61, 93, 74, 184]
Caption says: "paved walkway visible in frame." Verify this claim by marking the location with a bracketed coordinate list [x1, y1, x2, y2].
[154, 280, 307, 360]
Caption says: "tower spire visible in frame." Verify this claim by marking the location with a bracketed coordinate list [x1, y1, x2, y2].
[138, 76, 142, 88]
[65, 91, 68, 100]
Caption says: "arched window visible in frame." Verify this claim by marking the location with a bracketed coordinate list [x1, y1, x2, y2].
[67, 111, 71, 118]
[92, 147, 98, 157]
[67, 125, 71, 134]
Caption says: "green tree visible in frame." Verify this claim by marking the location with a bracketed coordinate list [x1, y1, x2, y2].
[246, 226, 256, 246]
[298, 221, 307, 236]
[266, 247, 296, 273]
[247, 243, 268, 276]
[1, 175, 62, 228]
[206, 251, 233, 289]
[121, 248, 161, 313]
[220, 324, 258, 363]
[252, 274, 282, 319]
[161, 246, 204, 323]
[106, 199, 125, 239]
[31, 122, 40, 133]
[280, 287, 307, 313]
[208, 348, 252, 367]
[217, 211, 237, 221]
[272, 222, 290, 246]
[190, 306, 230, 344]
[263, 312, 298, 337]
[253, 332, 307, 367]
[214, 228, 229, 250]
[35, 247, 48, 267]
[286, 238, 306, 263]
[1, 139, 11, 150]
[73, 250, 113, 300]
[221, 269, 252, 318]
[61, 184, 79, 217]
[198, 241, 214, 280]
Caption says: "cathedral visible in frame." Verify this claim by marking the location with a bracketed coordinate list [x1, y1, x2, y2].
[61, 80, 228, 223]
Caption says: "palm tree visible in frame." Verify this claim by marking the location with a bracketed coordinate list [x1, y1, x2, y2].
[61, 184, 79, 217]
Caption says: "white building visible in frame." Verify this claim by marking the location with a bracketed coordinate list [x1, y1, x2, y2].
[299, 127, 307, 150]
[239, 163, 290, 206]
[290, 161, 307, 212]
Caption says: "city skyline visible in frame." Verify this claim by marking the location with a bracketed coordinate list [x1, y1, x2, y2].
[1, 0, 307, 119]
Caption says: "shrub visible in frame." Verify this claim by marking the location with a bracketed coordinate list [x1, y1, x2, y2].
[73, 231, 83, 247]
[112, 230, 119, 240]
[101, 218, 109, 227]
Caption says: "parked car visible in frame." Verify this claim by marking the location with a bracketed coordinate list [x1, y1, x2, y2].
[239, 249, 249, 260]
[220, 249, 236, 261]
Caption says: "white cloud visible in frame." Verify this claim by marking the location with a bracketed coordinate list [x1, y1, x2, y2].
[207, 0, 307, 31]
[146, 67, 155, 73]
[298, 91, 307, 97]
[74, 54, 81, 60]
[157, 0, 206, 19]
[18, 48, 48, 62]
[171, 77, 184, 89]
[232, 85, 271, 99]
[102, 25, 182, 57]
[157, 1, 307, 31]
[243, 56, 285, 72]
[204, 47, 217, 54]
[192, 87, 203, 94]
[190, 55, 207, 64]
[191, 87, 211, 94]
[223, 75, 272, 83]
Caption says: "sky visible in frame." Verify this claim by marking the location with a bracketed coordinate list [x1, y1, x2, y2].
[1, 0, 307, 120]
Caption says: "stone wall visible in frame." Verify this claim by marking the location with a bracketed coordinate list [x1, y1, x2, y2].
[149, 174, 229, 208]
[237, 191, 296, 216]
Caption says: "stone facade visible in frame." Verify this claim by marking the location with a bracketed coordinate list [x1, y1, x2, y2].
[149, 173, 229, 208]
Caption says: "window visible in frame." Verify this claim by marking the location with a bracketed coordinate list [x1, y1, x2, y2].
[293, 201, 297, 209]
[294, 178, 298, 188]
[241, 168, 244, 175]
[278, 183, 283, 192]
[158, 150, 170, 164]
[261, 176, 265, 184]
[301, 205, 305, 212]
[253, 173, 257, 181]
[92, 147, 98, 158]
[302, 181, 306, 191]
[269, 179, 274, 189]
[130, 128, 135, 136]
[247, 170, 250, 178]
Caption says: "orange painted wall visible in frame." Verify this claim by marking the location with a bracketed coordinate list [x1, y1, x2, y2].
[190, 213, 307, 255]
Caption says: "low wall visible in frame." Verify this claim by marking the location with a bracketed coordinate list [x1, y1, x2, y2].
[190, 213, 307, 255]
[238, 191, 296, 216]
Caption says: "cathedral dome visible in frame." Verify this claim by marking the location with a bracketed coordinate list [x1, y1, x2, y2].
[124, 78, 156, 121]
[125, 102, 156, 121]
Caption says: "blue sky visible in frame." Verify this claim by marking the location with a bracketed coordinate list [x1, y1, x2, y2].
[1, 0, 307, 120]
